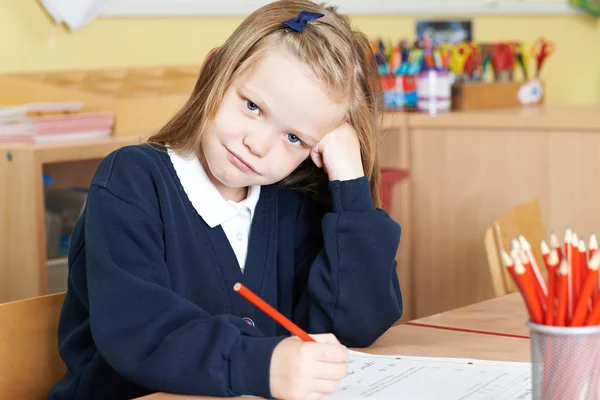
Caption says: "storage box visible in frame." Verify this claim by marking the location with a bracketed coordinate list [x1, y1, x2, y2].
[381, 75, 418, 110]
[451, 79, 544, 111]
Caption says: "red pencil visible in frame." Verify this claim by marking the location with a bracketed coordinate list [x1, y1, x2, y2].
[586, 293, 600, 326]
[501, 250, 519, 288]
[555, 260, 569, 327]
[589, 233, 598, 259]
[578, 239, 588, 290]
[565, 228, 574, 320]
[511, 254, 544, 324]
[571, 233, 581, 301]
[544, 248, 560, 326]
[569, 253, 600, 326]
[590, 233, 599, 298]
[550, 232, 563, 261]
[233, 282, 315, 342]
[519, 235, 548, 307]
[541, 240, 551, 267]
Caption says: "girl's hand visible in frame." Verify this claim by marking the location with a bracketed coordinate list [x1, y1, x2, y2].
[310, 123, 364, 182]
[269, 333, 349, 400]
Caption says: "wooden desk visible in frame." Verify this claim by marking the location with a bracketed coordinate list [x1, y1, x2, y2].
[410, 292, 529, 337]
[138, 293, 531, 400]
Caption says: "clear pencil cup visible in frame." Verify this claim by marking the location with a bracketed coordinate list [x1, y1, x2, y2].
[528, 322, 600, 400]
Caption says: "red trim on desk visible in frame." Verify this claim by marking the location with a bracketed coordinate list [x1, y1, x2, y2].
[405, 322, 530, 340]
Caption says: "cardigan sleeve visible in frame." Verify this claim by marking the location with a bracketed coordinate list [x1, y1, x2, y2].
[83, 184, 283, 398]
[291, 176, 403, 348]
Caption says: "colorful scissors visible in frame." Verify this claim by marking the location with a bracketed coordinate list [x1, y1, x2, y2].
[462, 42, 483, 81]
[448, 43, 473, 80]
[513, 41, 532, 80]
[531, 36, 556, 78]
[490, 42, 516, 81]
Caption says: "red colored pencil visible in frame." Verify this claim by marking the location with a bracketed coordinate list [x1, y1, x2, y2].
[512, 254, 544, 324]
[586, 294, 600, 326]
[519, 235, 548, 301]
[233, 282, 315, 342]
[565, 228, 574, 320]
[544, 248, 559, 326]
[590, 233, 599, 298]
[569, 253, 600, 326]
[578, 239, 588, 290]
[541, 240, 551, 267]
[555, 260, 569, 327]
[501, 249, 519, 289]
[589, 233, 598, 259]
[571, 233, 581, 301]
[550, 232, 563, 261]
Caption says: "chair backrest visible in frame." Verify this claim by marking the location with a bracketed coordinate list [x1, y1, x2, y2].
[0, 292, 66, 400]
[484, 200, 547, 297]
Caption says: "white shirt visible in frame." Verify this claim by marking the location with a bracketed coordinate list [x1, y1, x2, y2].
[168, 149, 260, 273]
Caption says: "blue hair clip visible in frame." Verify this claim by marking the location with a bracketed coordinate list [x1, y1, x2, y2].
[282, 11, 324, 32]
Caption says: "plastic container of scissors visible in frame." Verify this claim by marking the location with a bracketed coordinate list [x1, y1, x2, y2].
[417, 70, 451, 115]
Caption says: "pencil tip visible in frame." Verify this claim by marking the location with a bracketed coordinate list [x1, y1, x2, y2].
[590, 233, 598, 250]
[501, 250, 513, 267]
[518, 235, 531, 249]
[549, 232, 560, 248]
[565, 228, 572, 242]
[540, 240, 550, 254]
[511, 237, 521, 251]
[548, 249, 559, 266]
[558, 259, 568, 275]
[233, 283, 241, 291]
[590, 253, 600, 271]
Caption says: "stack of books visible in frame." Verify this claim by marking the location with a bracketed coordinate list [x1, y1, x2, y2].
[0, 102, 114, 143]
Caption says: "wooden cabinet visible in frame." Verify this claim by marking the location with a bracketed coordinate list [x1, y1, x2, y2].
[0, 137, 140, 302]
[405, 106, 600, 317]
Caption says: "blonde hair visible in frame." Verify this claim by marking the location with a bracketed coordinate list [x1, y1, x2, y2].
[147, 0, 383, 206]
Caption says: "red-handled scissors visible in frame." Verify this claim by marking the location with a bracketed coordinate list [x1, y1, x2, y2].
[490, 42, 516, 81]
[531, 36, 556, 78]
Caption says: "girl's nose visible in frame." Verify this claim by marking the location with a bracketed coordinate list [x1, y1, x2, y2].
[242, 130, 273, 158]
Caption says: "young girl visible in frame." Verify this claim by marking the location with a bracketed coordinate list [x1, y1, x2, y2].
[48, 1, 402, 399]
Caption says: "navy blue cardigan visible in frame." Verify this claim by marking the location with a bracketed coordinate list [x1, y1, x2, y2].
[48, 144, 402, 400]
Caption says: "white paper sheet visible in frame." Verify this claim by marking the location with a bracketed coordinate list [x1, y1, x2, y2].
[324, 351, 532, 400]
[39, 0, 109, 30]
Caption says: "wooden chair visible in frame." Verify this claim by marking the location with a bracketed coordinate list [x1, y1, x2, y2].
[0, 292, 66, 399]
[484, 200, 547, 297]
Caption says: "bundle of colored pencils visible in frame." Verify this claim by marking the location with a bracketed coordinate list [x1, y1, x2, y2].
[501, 229, 600, 327]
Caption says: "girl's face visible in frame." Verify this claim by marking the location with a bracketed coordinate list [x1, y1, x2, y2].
[200, 47, 345, 199]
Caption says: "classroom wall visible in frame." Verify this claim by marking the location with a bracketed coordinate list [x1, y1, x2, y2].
[1, 0, 599, 106]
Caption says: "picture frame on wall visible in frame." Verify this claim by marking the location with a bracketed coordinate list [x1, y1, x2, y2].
[416, 20, 473, 46]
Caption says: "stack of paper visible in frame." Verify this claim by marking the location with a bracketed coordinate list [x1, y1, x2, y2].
[0, 102, 114, 144]
[323, 351, 532, 400]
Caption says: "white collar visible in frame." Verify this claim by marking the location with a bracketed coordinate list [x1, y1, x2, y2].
[167, 149, 261, 228]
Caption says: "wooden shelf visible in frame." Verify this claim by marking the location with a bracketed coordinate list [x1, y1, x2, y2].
[0, 135, 144, 164]
[47, 257, 68, 268]
[0, 134, 146, 303]
[406, 105, 600, 131]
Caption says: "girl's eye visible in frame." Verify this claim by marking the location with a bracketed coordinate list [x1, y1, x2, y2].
[286, 133, 303, 147]
[245, 100, 260, 115]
